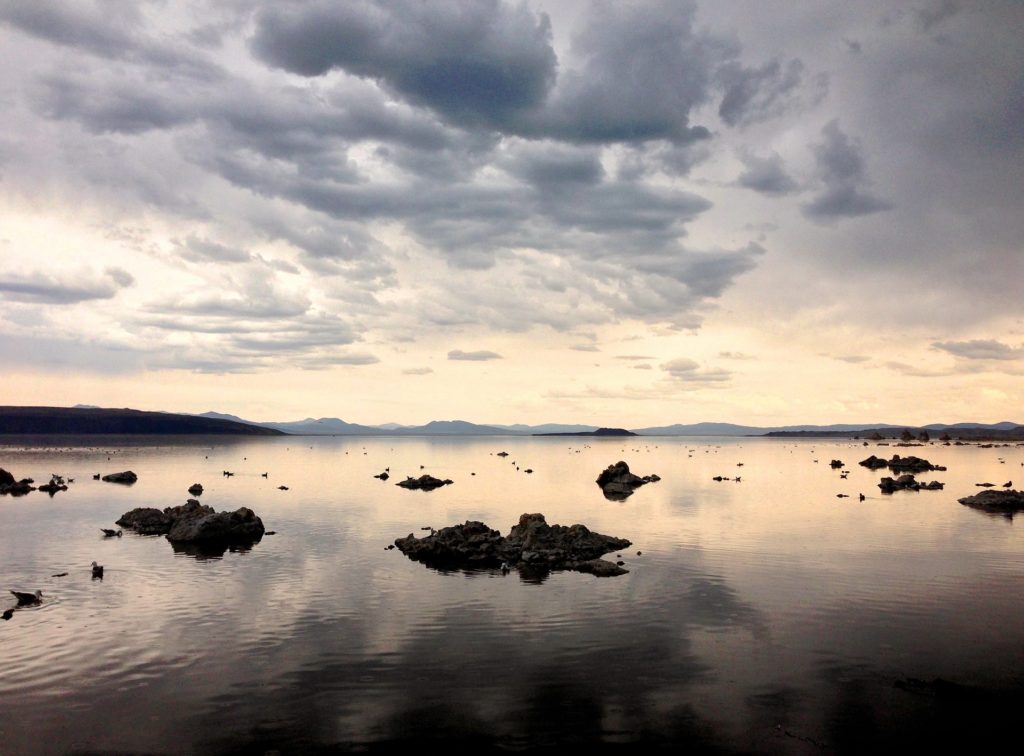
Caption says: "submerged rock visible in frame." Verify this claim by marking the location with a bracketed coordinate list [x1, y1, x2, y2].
[596, 461, 660, 500]
[396, 474, 452, 491]
[102, 470, 138, 484]
[958, 489, 1024, 517]
[187, 483, 204, 496]
[37, 475, 69, 495]
[394, 512, 631, 577]
[117, 498, 265, 543]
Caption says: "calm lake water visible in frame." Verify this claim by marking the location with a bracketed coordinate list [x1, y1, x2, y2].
[2, 435, 1024, 754]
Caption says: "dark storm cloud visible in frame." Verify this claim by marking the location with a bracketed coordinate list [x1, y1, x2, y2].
[802, 120, 892, 222]
[531, 0, 717, 145]
[932, 340, 1024, 361]
[736, 151, 799, 195]
[448, 349, 503, 361]
[251, 0, 557, 128]
[250, 0, 808, 147]
[0, 267, 134, 304]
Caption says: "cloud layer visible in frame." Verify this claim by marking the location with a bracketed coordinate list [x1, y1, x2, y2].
[1, 1, 1022, 424]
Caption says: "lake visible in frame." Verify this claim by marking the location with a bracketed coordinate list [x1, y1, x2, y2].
[2, 435, 1023, 754]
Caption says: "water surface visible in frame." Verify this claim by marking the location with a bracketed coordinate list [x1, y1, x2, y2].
[2, 435, 1023, 753]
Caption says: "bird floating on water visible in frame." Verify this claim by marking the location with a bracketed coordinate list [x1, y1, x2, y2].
[100, 528, 122, 538]
[91, 562, 104, 578]
[501, 562, 511, 574]
[10, 589, 42, 606]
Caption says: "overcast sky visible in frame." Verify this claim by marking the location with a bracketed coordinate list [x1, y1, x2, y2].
[1, 0, 1022, 425]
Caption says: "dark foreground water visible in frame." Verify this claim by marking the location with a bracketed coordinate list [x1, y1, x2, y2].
[2, 435, 1024, 754]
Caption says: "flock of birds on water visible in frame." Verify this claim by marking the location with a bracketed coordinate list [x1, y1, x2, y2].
[5, 438, 1022, 623]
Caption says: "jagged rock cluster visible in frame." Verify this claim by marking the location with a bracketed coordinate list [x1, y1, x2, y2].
[117, 499, 265, 543]
[859, 455, 946, 473]
[394, 513, 631, 577]
[878, 474, 944, 494]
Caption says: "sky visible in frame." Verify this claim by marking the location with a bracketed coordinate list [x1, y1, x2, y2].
[1, 0, 1022, 426]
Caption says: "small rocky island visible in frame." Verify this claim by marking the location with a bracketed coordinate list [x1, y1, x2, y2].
[395, 513, 632, 577]
[878, 474, 944, 493]
[396, 474, 453, 491]
[958, 489, 1024, 517]
[596, 460, 660, 500]
[859, 455, 946, 473]
[117, 499, 265, 543]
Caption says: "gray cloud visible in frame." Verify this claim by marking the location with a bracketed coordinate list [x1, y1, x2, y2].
[717, 58, 822, 128]
[932, 339, 1024, 361]
[177, 236, 253, 264]
[660, 358, 731, 383]
[569, 344, 600, 352]
[737, 151, 799, 195]
[402, 367, 434, 375]
[834, 354, 871, 364]
[0, 0, 220, 77]
[0, 267, 134, 304]
[915, 0, 961, 32]
[802, 120, 893, 222]
[448, 349, 503, 361]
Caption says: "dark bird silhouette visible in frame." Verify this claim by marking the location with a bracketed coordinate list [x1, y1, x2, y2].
[278, 485, 289, 490]
[859, 493, 866, 501]
[93, 473, 100, 479]
[1003, 481, 1013, 487]
[10, 590, 41, 606]
[261, 472, 268, 478]
[2, 608, 13, 620]
[91, 562, 104, 578]
[100, 529, 122, 538]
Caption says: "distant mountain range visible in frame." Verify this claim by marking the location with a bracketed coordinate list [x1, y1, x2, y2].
[196, 414, 1024, 438]
[1, 406, 1020, 438]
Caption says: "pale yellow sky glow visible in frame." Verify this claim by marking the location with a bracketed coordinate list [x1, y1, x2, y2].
[1, 1, 1022, 427]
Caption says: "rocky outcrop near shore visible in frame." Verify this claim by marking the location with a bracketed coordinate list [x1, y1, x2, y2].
[596, 461, 660, 500]
[958, 489, 1024, 517]
[394, 512, 631, 577]
[117, 499, 265, 543]
[0, 468, 36, 496]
